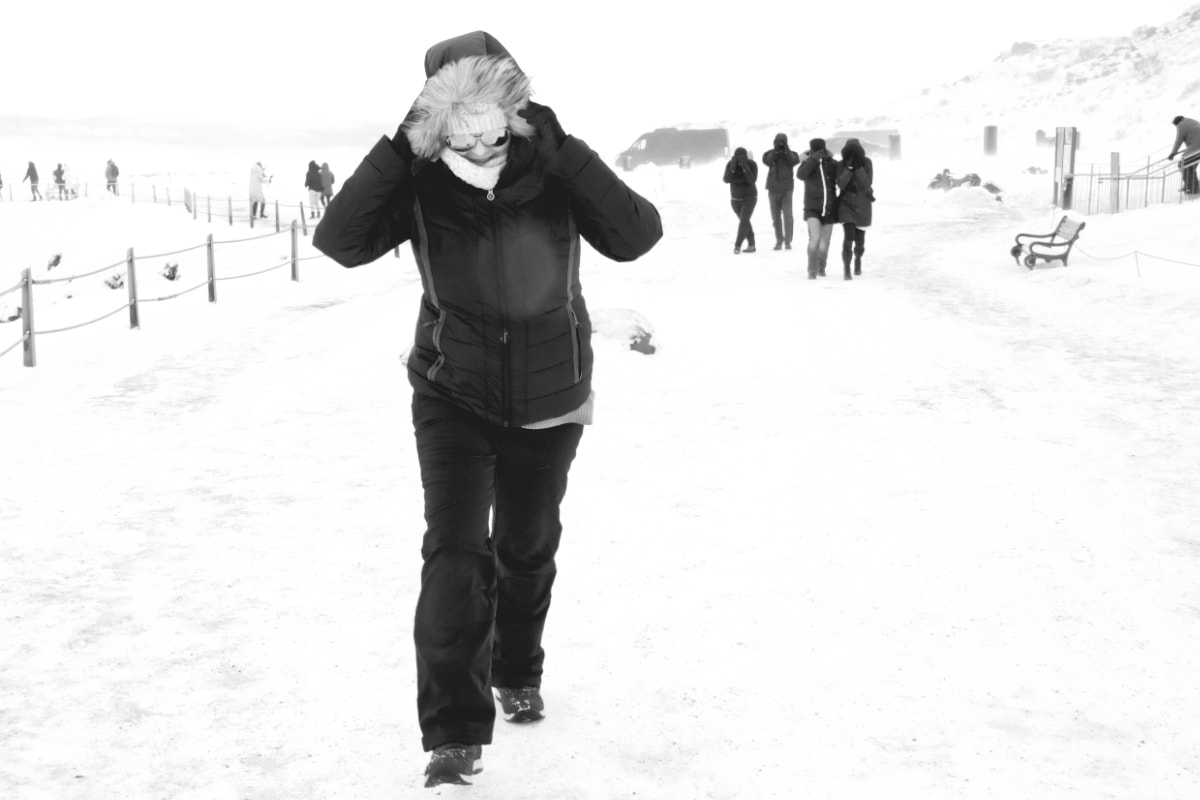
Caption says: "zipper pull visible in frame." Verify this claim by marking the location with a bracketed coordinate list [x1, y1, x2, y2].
[487, 190, 495, 201]
[501, 328, 508, 344]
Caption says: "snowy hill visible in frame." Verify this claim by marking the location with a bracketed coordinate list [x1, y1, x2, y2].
[862, 3, 1200, 160]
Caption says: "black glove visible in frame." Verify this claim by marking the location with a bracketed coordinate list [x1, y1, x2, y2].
[518, 101, 567, 160]
[391, 102, 422, 159]
[1168, 152, 1176, 161]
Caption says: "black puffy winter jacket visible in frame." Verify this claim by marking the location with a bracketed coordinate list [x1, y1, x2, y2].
[313, 133, 662, 427]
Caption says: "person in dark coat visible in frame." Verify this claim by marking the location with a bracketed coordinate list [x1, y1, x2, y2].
[304, 160, 323, 218]
[836, 138, 874, 280]
[1168, 114, 1200, 195]
[312, 30, 662, 789]
[761, 132, 800, 250]
[319, 162, 335, 206]
[796, 138, 838, 278]
[23, 162, 42, 201]
[723, 147, 758, 254]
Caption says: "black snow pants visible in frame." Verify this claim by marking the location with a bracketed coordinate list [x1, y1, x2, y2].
[410, 393, 583, 751]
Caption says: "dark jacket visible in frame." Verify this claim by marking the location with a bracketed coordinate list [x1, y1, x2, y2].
[304, 161, 323, 192]
[106, 161, 119, 181]
[836, 139, 873, 227]
[24, 163, 38, 183]
[313, 123, 661, 429]
[761, 134, 800, 193]
[53, 164, 65, 184]
[723, 149, 758, 199]
[320, 164, 335, 193]
[795, 149, 838, 217]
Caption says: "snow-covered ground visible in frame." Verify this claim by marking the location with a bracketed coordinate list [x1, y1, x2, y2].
[3, 126, 1200, 798]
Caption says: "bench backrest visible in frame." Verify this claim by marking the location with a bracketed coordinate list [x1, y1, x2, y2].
[1055, 217, 1084, 242]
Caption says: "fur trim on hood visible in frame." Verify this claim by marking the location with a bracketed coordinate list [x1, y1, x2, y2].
[405, 54, 535, 160]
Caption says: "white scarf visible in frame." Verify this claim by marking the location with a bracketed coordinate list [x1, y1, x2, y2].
[440, 148, 507, 191]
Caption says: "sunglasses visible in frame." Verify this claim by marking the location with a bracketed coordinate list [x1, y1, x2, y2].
[445, 128, 511, 152]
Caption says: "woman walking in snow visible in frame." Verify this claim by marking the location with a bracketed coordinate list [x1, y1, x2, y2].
[836, 138, 874, 280]
[304, 160, 323, 218]
[23, 162, 42, 201]
[723, 147, 758, 254]
[312, 29, 662, 789]
[319, 162, 334, 206]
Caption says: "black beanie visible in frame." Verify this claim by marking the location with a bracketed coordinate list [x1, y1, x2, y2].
[809, 138, 826, 152]
[1173, 115, 1185, 125]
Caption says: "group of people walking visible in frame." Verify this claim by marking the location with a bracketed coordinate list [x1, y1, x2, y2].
[248, 160, 335, 219]
[724, 133, 875, 280]
[0, 159, 118, 201]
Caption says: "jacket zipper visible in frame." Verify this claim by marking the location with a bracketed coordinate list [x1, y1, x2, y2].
[487, 190, 512, 426]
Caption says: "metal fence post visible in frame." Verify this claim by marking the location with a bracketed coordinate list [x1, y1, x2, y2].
[300, 204, 308, 237]
[152, 185, 158, 203]
[207, 195, 212, 223]
[291, 220, 300, 281]
[1109, 153, 1120, 214]
[228, 197, 233, 226]
[207, 234, 217, 303]
[275, 200, 281, 233]
[166, 187, 172, 207]
[21, 268, 36, 367]
[126, 248, 140, 329]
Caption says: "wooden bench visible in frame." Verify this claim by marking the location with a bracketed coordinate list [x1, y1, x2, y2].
[1011, 216, 1086, 269]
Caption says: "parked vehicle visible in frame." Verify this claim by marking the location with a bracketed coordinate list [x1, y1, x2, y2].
[616, 127, 730, 170]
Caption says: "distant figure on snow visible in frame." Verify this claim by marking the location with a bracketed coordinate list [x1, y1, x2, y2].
[304, 160, 323, 218]
[63, 164, 79, 198]
[23, 162, 42, 201]
[319, 162, 335, 206]
[836, 138, 874, 280]
[762, 132, 800, 250]
[52, 163, 66, 199]
[796, 138, 838, 279]
[249, 161, 271, 219]
[1168, 114, 1200, 196]
[105, 159, 120, 195]
[723, 147, 758, 254]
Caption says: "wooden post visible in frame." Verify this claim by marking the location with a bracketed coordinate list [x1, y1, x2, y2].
[152, 185, 157, 203]
[228, 197, 233, 226]
[291, 220, 299, 281]
[192, 191, 197, 219]
[207, 195, 212, 223]
[300, 204, 308, 237]
[275, 200, 281, 233]
[166, 186, 172, 207]
[131, 183, 136, 203]
[984, 125, 998, 155]
[126, 248, 140, 329]
[21, 268, 36, 367]
[207, 235, 217, 302]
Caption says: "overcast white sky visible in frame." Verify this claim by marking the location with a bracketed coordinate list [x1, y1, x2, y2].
[3, 0, 1196, 140]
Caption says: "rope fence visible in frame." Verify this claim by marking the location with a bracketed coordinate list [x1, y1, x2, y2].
[2, 219, 329, 367]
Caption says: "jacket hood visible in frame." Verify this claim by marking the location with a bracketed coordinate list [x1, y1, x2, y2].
[405, 48, 536, 160]
[774, 133, 788, 146]
[841, 138, 866, 161]
[424, 30, 518, 77]
[733, 147, 747, 158]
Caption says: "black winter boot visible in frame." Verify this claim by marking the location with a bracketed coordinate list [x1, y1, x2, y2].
[806, 252, 817, 279]
[842, 252, 853, 280]
[854, 255, 862, 276]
